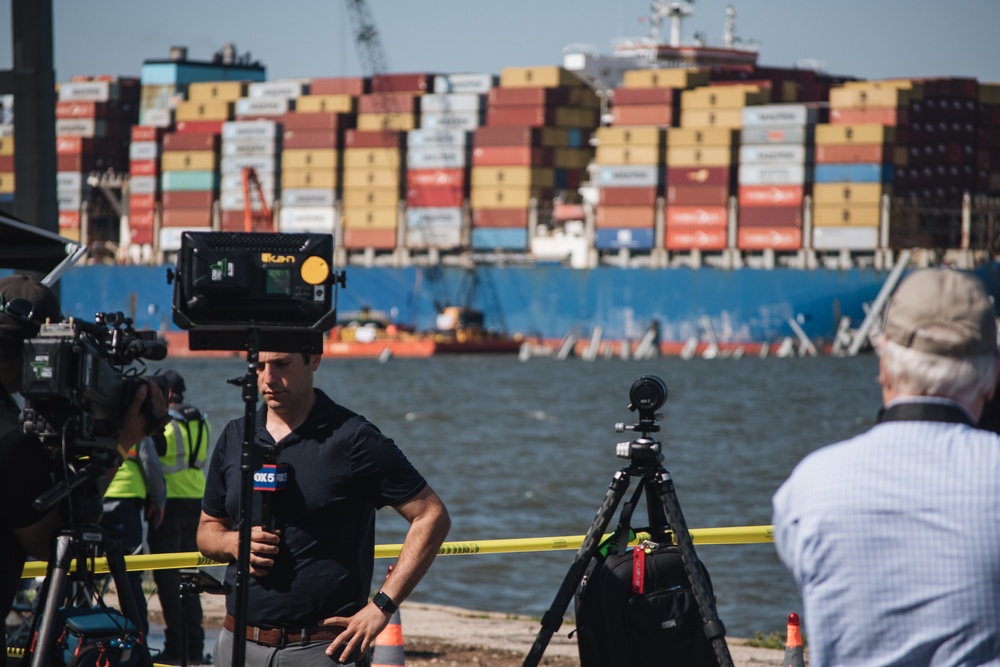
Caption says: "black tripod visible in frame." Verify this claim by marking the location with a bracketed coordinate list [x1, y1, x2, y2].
[523, 376, 733, 667]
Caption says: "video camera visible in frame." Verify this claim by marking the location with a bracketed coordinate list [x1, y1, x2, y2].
[20, 311, 168, 453]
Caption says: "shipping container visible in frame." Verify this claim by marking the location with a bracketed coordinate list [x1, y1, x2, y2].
[595, 206, 655, 228]
[408, 168, 467, 188]
[737, 226, 802, 250]
[667, 206, 728, 227]
[407, 128, 470, 147]
[419, 112, 485, 131]
[470, 227, 529, 250]
[595, 145, 664, 165]
[163, 132, 220, 151]
[281, 188, 337, 208]
[472, 146, 553, 166]
[343, 169, 402, 188]
[738, 206, 802, 227]
[814, 163, 894, 183]
[281, 169, 338, 189]
[309, 77, 368, 96]
[738, 163, 811, 185]
[472, 208, 530, 227]
[595, 228, 655, 250]
[664, 224, 727, 250]
[815, 144, 905, 164]
[161, 170, 219, 191]
[295, 95, 356, 114]
[813, 203, 881, 226]
[498, 66, 581, 88]
[621, 68, 710, 90]
[738, 184, 805, 207]
[281, 112, 355, 131]
[433, 73, 496, 94]
[739, 145, 814, 164]
[742, 104, 825, 126]
[282, 148, 338, 169]
[811, 225, 879, 250]
[161, 208, 213, 227]
[740, 125, 813, 145]
[812, 183, 891, 205]
[666, 146, 737, 167]
[343, 149, 403, 169]
[405, 207, 464, 229]
[599, 187, 658, 206]
[596, 165, 661, 187]
[342, 208, 399, 230]
[279, 206, 337, 234]
[666, 184, 730, 206]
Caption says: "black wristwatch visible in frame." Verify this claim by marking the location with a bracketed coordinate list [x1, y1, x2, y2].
[372, 590, 398, 615]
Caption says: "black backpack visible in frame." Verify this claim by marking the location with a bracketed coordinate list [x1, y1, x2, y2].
[574, 490, 718, 667]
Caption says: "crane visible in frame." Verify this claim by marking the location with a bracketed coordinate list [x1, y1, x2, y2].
[241, 166, 273, 232]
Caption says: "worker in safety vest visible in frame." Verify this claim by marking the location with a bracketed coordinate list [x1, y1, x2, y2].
[146, 369, 211, 666]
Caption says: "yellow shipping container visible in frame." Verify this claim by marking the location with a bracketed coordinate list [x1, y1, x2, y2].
[842, 79, 925, 100]
[295, 95, 357, 114]
[596, 126, 665, 147]
[815, 124, 896, 145]
[681, 85, 768, 110]
[281, 169, 339, 189]
[499, 66, 581, 88]
[553, 107, 598, 129]
[566, 86, 601, 108]
[679, 108, 745, 128]
[813, 203, 881, 227]
[341, 207, 398, 229]
[0, 172, 13, 193]
[829, 87, 912, 109]
[0, 138, 13, 155]
[621, 68, 709, 90]
[553, 147, 592, 169]
[343, 168, 401, 188]
[187, 81, 247, 102]
[357, 113, 417, 131]
[343, 148, 402, 169]
[160, 151, 218, 171]
[471, 167, 554, 188]
[980, 83, 1000, 105]
[666, 146, 737, 167]
[342, 187, 399, 208]
[666, 127, 737, 147]
[173, 100, 233, 121]
[595, 145, 664, 166]
[470, 186, 549, 209]
[282, 149, 339, 169]
[812, 184, 892, 206]
[779, 80, 799, 103]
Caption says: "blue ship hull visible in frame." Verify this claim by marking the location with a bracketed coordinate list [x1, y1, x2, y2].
[59, 264, 896, 344]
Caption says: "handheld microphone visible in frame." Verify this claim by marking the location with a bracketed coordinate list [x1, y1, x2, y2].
[253, 461, 288, 532]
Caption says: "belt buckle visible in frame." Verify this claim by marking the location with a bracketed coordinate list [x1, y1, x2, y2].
[275, 627, 288, 649]
[252, 626, 260, 644]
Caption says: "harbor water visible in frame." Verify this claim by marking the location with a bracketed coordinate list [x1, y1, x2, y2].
[160, 353, 882, 638]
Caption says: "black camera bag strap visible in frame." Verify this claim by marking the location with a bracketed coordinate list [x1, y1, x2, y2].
[877, 402, 973, 426]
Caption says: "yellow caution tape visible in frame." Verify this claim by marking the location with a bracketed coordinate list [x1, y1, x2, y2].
[21, 525, 775, 578]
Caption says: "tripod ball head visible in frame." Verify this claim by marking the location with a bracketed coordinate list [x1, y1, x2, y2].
[628, 375, 667, 415]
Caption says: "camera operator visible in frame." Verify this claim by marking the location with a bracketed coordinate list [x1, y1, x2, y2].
[0, 274, 167, 667]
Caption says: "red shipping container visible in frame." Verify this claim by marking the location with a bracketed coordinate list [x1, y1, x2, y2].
[0, 156, 12, 171]
[174, 120, 226, 134]
[407, 168, 466, 189]
[472, 146, 553, 166]
[129, 209, 155, 228]
[737, 226, 802, 251]
[596, 205, 655, 228]
[58, 211, 81, 229]
[57, 155, 95, 171]
[162, 191, 215, 209]
[611, 88, 677, 105]
[487, 106, 554, 127]
[611, 105, 674, 126]
[599, 187, 658, 206]
[816, 144, 899, 164]
[738, 206, 803, 228]
[129, 193, 156, 210]
[666, 206, 727, 227]
[665, 224, 727, 250]
[162, 208, 213, 228]
[129, 159, 159, 176]
[472, 208, 530, 228]
[284, 129, 341, 149]
[55, 101, 107, 119]
[343, 228, 397, 249]
[830, 107, 909, 126]
[163, 132, 220, 151]
[129, 226, 154, 246]
[488, 87, 565, 107]
[345, 129, 406, 148]
[357, 93, 420, 115]
[220, 210, 246, 232]
[371, 73, 432, 93]
[406, 187, 465, 208]
[474, 126, 545, 147]
[282, 112, 355, 131]
[666, 166, 733, 186]
[565, 169, 582, 189]
[666, 184, 730, 206]
[309, 76, 368, 96]
[131, 125, 163, 142]
[55, 136, 96, 155]
[738, 185, 805, 207]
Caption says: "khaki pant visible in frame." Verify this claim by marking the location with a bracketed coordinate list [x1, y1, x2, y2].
[213, 628, 370, 667]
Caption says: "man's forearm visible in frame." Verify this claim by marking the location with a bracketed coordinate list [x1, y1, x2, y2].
[197, 520, 238, 563]
[382, 502, 451, 604]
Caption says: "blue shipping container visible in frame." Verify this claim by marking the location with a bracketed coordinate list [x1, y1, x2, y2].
[595, 228, 655, 250]
[471, 228, 528, 250]
[814, 163, 894, 183]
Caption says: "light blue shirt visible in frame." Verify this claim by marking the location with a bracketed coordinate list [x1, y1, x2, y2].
[773, 408, 1000, 666]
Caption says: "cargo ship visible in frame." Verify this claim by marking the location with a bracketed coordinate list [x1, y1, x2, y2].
[2, 1, 999, 352]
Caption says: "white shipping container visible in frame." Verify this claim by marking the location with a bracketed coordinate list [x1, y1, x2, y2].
[235, 97, 292, 117]
[248, 80, 309, 99]
[406, 207, 463, 229]
[58, 80, 117, 102]
[55, 118, 105, 138]
[56, 171, 83, 190]
[282, 188, 336, 207]
[221, 171, 276, 191]
[129, 141, 159, 161]
[129, 175, 159, 194]
[597, 165, 660, 188]
[220, 155, 280, 174]
[160, 227, 210, 252]
[279, 206, 337, 233]
[812, 225, 879, 251]
[140, 108, 174, 128]
[0, 124, 12, 138]
[57, 190, 82, 211]
[406, 146, 469, 169]
[742, 104, 822, 127]
[419, 112, 483, 131]
[407, 226, 463, 249]
[739, 145, 813, 164]
[222, 138, 279, 157]
[419, 93, 484, 114]
[220, 188, 279, 211]
[407, 129, 469, 148]
[739, 125, 812, 146]
[433, 73, 495, 94]
[738, 163, 810, 186]
[222, 120, 279, 140]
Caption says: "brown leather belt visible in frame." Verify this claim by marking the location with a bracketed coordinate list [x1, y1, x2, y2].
[223, 613, 344, 648]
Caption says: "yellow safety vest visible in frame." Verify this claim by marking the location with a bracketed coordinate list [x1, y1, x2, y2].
[105, 457, 146, 499]
[158, 404, 210, 499]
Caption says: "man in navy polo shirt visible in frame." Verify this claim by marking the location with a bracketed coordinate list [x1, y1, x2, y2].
[198, 351, 450, 667]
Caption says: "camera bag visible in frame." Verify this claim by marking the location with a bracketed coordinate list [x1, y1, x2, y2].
[52, 607, 149, 667]
[574, 487, 717, 667]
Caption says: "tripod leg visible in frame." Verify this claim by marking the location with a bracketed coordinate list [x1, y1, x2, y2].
[522, 469, 631, 667]
[105, 538, 154, 667]
[653, 470, 733, 667]
[30, 534, 75, 667]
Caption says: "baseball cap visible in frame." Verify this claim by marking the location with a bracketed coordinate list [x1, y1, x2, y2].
[154, 368, 186, 395]
[883, 268, 998, 357]
[0, 274, 63, 343]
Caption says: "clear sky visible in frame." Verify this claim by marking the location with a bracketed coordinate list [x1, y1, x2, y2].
[1, 0, 998, 85]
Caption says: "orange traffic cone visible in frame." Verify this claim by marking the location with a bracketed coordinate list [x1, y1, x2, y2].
[371, 606, 404, 667]
[784, 612, 805, 667]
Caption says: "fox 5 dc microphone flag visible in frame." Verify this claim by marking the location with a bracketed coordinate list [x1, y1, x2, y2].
[253, 464, 289, 492]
